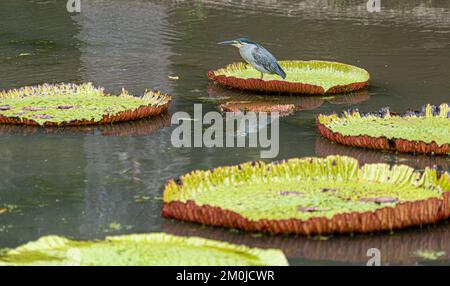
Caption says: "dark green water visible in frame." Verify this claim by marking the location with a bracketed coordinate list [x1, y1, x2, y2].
[0, 0, 449, 265]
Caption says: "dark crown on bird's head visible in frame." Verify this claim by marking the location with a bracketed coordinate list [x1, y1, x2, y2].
[236, 38, 258, 45]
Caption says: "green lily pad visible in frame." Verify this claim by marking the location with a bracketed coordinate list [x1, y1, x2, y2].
[163, 156, 450, 234]
[317, 103, 450, 154]
[208, 60, 369, 94]
[0, 233, 288, 266]
[0, 83, 171, 126]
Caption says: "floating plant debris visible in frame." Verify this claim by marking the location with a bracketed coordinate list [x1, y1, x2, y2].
[219, 101, 296, 116]
[32, 114, 53, 119]
[317, 103, 450, 155]
[208, 60, 369, 94]
[57, 105, 79, 110]
[0, 233, 288, 266]
[298, 206, 331, 213]
[0, 83, 171, 126]
[412, 250, 447, 261]
[163, 156, 450, 235]
[23, 107, 48, 111]
[360, 197, 399, 204]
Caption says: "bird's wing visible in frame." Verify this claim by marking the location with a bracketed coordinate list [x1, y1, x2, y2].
[251, 46, 286, 79]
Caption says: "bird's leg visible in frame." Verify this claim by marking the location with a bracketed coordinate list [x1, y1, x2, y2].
[260, 72, 264, 80]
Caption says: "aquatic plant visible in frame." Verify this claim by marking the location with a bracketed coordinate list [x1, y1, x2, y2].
[412, 250, 447, 261]
[208, 61, 369, 94]
[163, 155, 450, 235]
[0, 233, 288, 266]
[0, 83, 171, 126]
[317, 104, 450, 155]
[219, 101, 297, 116]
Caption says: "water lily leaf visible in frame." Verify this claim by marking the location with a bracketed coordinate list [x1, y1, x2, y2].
[0, 83, 171, 126]
[163, 155, 450, 235]
[208, 60, 369, 94]
[0, 233, 288, 266]
[317, 103, 450, 154]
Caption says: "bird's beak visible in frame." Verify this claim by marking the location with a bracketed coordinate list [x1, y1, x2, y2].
[218, 40, 236, 45]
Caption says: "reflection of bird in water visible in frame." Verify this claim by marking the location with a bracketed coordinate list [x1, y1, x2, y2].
[208, 84, 324, 116]
[224, 111, 278, 136]
[219, 38, 286, 80]
[207, 84, 371, 117]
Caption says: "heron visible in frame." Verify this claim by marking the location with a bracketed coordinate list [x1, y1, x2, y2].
[218, 38, 286, 80]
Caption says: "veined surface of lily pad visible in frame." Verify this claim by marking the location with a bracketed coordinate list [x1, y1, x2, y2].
[0, 233, 288, 266]
[163, 156, 450, 235]
[208, 60, 369, 94]
[317, 103, 450, 155]
[0, 83, 171, 126]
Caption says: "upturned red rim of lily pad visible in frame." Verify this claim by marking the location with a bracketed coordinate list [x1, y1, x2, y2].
[317, 104, 450, 155]
[208, 60, 370, 95]
[0, 83, 172, 126]
[162, 156, 450, 235]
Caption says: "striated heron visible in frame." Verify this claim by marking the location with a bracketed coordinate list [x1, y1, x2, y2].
[218, 38, 286, 80]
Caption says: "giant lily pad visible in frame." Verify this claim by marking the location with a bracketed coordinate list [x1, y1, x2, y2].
[317, 104, 450, 155]
[0, 83, 171, 126]
[0, 233, 288, 266]
[208, 60, 369, 94]
[163, 156, 450, 235]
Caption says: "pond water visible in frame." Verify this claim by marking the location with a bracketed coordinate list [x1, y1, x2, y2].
[0, 0, 449, 265]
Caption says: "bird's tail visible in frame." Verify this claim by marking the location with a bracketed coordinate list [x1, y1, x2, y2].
[276, 64, 287, 79]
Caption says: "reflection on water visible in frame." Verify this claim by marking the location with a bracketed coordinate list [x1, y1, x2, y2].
[316, 137, 450, 172]
[208, 83, 370, 115]
[0, 0, 81, 87]
[163, 220, 450, 266]
[192, 0, 450, 32]
[0, 113, 171, 137]
[208, 83, 325, 114]
[0, 0, 450, 265]
[74, 0, 176, 94]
